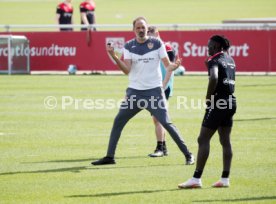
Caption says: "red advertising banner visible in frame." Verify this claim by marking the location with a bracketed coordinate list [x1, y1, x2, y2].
[0, 30, 275, 72]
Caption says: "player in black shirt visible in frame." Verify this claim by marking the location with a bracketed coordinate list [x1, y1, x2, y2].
[56, 0, 73, 31]
[80, 0, 96, 31]
[178, 35, 237, 189]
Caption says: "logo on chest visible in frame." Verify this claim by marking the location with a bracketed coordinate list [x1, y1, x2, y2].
[147, 42, 154, 50]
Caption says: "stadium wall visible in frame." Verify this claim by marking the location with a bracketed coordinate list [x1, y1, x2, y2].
[0, 30, 275, 72]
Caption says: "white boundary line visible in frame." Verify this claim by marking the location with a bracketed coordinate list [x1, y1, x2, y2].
[30, 71, 276, 76]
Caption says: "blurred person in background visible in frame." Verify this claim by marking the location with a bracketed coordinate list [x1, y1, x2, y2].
[80, 0, 96, 31]
[147, 26, 175, 158]
[56, 0, 74, 31]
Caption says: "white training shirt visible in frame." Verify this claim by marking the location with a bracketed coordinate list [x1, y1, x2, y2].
[123, 37, 167, 90]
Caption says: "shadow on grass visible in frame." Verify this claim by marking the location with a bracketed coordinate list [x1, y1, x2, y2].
[192, 196, 276, 203]
[0, 163, 183, 176]
[22, 156, 146, 164]
[240, 83, 276, 87]
[0, 166, 89, 176]
[21, 158, 96, 164]
[66, 188, 183, 198]
[235, 117, 276, 122]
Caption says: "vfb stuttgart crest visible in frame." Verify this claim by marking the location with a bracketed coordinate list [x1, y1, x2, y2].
[105, 37, 125, 64]
[147, 42, 154, 49]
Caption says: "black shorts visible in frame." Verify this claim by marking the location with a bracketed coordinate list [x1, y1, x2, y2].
[202, 97, 237, 130]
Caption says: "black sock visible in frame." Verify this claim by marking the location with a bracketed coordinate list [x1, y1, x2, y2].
[193, 170, 203, 179]
[221, 171, 230, 178]
[157, 141, 163, 150]
[162, 141, 167, 150]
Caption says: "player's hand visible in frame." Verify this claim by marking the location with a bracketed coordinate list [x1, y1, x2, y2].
[205, 95, 215, 109]
[205, 98, 211, 108]
[106, 43, 116, 58]
[174, 56, 182, 69]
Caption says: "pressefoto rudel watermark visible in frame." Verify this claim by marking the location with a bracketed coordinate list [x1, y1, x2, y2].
[44, 95, 167, 110]
[177, 95, 234, 110]
[44, 95, 234, 110]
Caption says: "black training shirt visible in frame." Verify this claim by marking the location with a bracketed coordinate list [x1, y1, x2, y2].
[207, 52, 236, 97]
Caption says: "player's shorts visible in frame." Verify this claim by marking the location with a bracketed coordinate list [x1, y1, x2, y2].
[202, 96, 237, 130]
[60, 27, 73, 31]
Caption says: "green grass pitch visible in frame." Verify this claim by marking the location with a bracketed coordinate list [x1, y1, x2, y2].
[0, 75, 275, 203]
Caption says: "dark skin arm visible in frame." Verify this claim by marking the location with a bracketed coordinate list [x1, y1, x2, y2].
[206, 66, 218, 102]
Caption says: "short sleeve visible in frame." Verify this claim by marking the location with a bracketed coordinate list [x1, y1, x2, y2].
[207, 59, 218, 75]
[123, 47, 131, 60]
[80, 5, 87, 12]
[159, 42, 167, 59]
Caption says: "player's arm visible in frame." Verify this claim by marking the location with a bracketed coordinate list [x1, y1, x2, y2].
[161, 56, 181, 72]
[55, 13, 60, 24]
[81, 12, 89, 26]
[93, 14, 96, 24]
[206, 65, 218, 101]
[71, 11, 74, 26]
[162, 50, 175, 89]
[161, 56, 180, 88]
[55, 14, 61, 31]
[92, 13, 96, 30]
[162, 69, 173, 89]
[106, 43, 131, 75]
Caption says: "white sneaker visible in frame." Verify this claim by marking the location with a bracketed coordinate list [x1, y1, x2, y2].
[148, 149, 164, 157]
[178, 178, 202, 189]
[185, 154, 195, 165]
[212, 178, 230, 188]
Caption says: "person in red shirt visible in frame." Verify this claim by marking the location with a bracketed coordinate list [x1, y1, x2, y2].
[80, 0, 96, 31]
[56, 0, 74, 31]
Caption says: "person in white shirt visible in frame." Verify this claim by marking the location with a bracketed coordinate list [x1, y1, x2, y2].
[91, 17, 194, 166]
